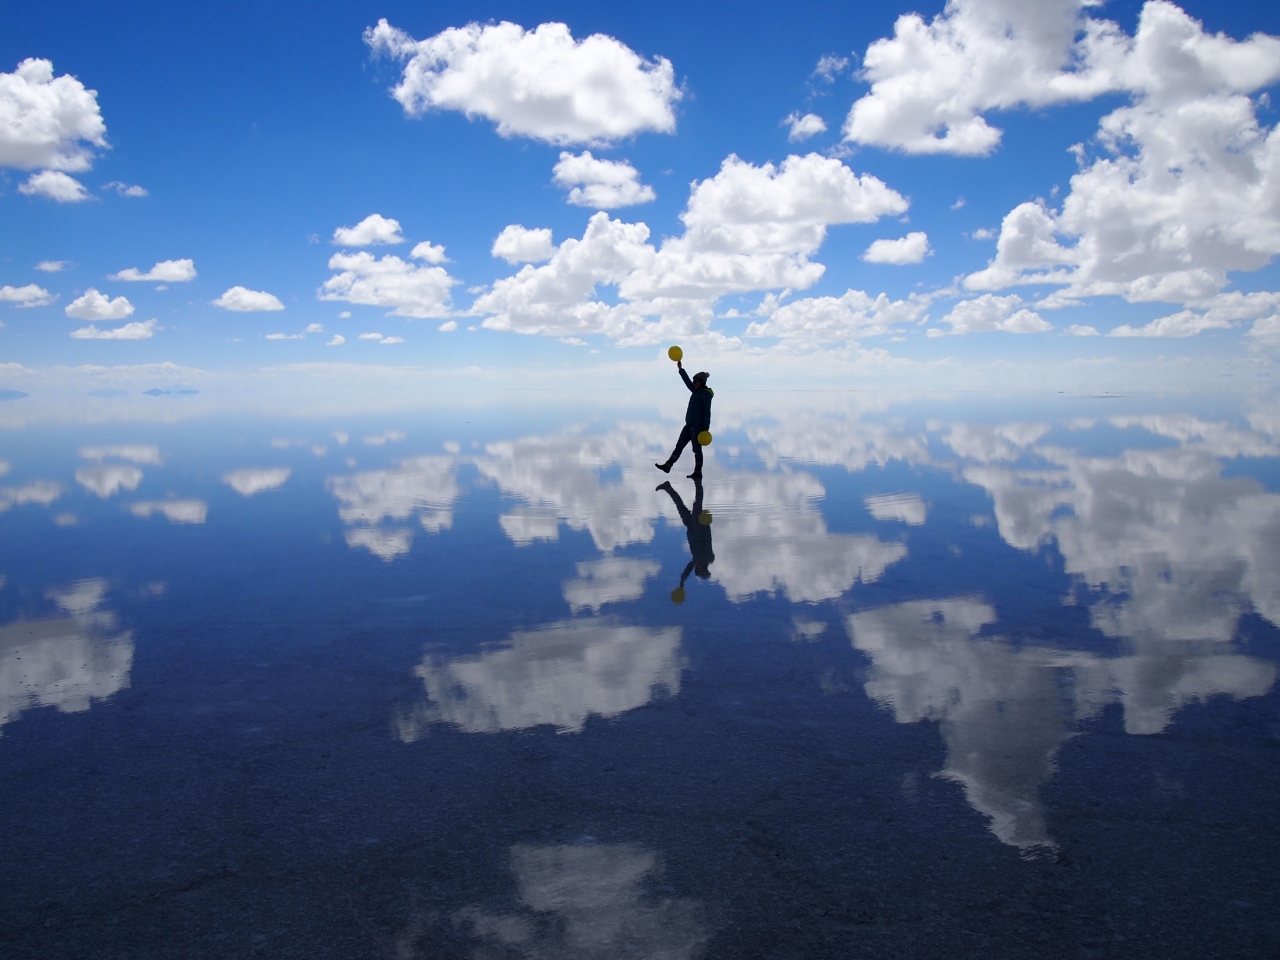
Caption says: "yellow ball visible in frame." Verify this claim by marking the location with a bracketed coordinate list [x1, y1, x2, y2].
[670, 587, 686, 604]
[699, 511, 713, 526]
[697, 430, 712, 446]
[668, 345, 683, 361]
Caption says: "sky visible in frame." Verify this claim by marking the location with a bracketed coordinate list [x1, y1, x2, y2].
[4, 0, 1280, 388]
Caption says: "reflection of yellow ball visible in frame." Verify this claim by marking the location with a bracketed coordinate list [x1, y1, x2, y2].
[699, 511, 713, 526]
[668, 345, 683, 361]
[671, 587, 686, 604]
[697, 430, 712, 446]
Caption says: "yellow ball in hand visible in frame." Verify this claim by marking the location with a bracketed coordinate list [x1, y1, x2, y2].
[697, 430, 712, 446]
[671, 587, 686, 604]
[668, 345, 683, 362]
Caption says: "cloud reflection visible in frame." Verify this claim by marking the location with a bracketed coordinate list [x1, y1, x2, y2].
[129, 499, 208, 524]
[0, 579, 133, 735]
[398, 618, 682, 738]
[327, 455, 459, 561]
[455, 843, 707, 960]
[75, 464, 143, 497]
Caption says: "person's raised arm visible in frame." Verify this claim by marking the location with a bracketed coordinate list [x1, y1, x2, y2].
[679, 363, 694, 392]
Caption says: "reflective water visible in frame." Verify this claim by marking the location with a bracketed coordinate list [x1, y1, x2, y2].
[2, 389, 1278, 958]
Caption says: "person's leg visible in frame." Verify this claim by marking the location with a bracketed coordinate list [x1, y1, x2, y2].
[657, 425, 692, 471]
[687, 436, 703, 477]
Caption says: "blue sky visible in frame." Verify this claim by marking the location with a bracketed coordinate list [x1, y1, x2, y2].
[4, 0, 1280, 382]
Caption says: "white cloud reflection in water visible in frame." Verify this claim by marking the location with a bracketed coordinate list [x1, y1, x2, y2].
[0, 579, 133, 735]
[398, 618, 682, 738]
[326, 455, 459, 561]
[450, 843, 707, 960]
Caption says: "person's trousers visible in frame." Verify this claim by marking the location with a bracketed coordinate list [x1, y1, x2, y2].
[667, 425, 704, 473]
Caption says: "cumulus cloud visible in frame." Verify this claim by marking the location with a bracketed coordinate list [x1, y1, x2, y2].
[223, 467, 290, 496]
[320, 242, 458, 318]
[35, 260, 66, 272]
[475, 153, 907, 342]
[1108, 310, 1234, 338]
[129, 499, 207, 524]
[19, 170, 89, 202]
[365, 19, 681, 145]
[0, 59, 106, 171]
[213, 286, 285, 312]
[844, 0, 1126, 155]
[326, 334, 345, 346]
[265, 332, 303, 340]
[931, 294, 1051, 335]
[863, 231, 931, 264]
[0, 480, 61, 512]
[492, 225, 554, 264]
[109, 259, 196, 283]
[70, 318, 157, 340]
[1065, 323, 1100, 336]
[332, 214, 404, 246]
[553, 151, 655, 208]
[785, 112, 827, 142]
[103, 181, 146, 197]
[327, 455, 459, 561]
[0, 284, 54, 307]
[814, 55, 851, 82]
[746, 289, 928, 344]
[65, 288, 133, 320]
[962, 3, 1280, 310]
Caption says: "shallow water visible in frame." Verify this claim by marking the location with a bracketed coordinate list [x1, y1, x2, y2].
[2, 389, 1278, 958]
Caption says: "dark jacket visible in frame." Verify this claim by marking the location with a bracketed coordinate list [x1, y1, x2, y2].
[681, 368, 713, 432]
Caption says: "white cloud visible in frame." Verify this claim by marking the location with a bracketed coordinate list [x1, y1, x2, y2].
[814, 55, 850, 82]
[785, 112, 827, 142]
[0, 59, 106, 171]
[1065, 324, 1099, 336]
[265, 332, 304, 340]
[843, 0, 1127, 155]
[35, 260, 66, 272]
[305, 322, 323, 334]
[65, 288, 133, 320]
[19, 170, 89, 202]
[961, 3, 1280, 310]
[70, 318, 158, 340]
[1108, 309, 1234, 338]
[223, 467, 290, 496]
[129, 499, 207, 524]
[475, 153, 908, 342]
[103, 181, 146, 197]
[492, 225, 554, 264]
[75, 464, 142, 498]
[380, 335, 404, 344]
[213, 286, 285, 312]
[319, 244, 458, 318]
[1248, 315, 1280, 347]
[109, 259, 196, 283]
[0, 284, 54, 307]
[746, 289, 927, 343]
[332, 213, 404, 246]
[79, 445, 161, 465]
[863, 231, 931, 264]
[932, 294, 1051, 335]
[552, 151, 655, 208]
[365, 19, 681, 145]
[437, 321, 456, 332]
[357, 332, 383, 340]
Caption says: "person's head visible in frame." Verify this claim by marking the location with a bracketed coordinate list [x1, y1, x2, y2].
[692, 371, 709, 390]
[694, 562, 711, 579]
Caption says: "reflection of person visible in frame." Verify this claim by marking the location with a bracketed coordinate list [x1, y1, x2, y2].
[657, 477, 714, 602]
[656, 360, 712, 480]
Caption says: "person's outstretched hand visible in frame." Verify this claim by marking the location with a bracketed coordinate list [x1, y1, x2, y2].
[677, 360, 682, 369]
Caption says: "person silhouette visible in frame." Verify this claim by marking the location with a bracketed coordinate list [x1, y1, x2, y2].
[656, 360, 712, 479]
[656, 476, 714, 603]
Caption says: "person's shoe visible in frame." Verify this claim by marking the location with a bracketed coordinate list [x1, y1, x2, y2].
[655, 461, 672, 473]
[655, 481, 673, 492]
[687, 471, 702, 479]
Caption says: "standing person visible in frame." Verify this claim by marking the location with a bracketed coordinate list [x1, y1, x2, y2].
[656, 476, 714, 602]
[656, 360, 712, 479]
